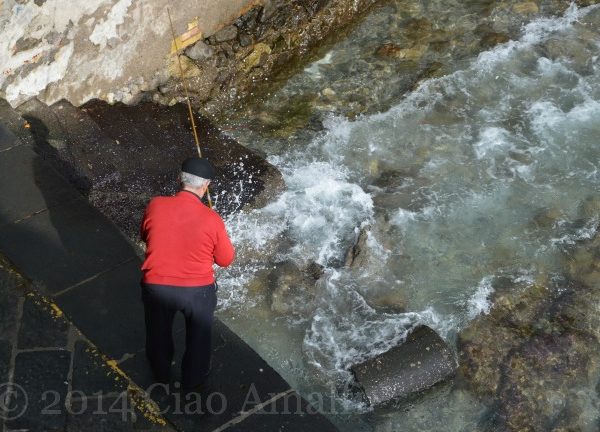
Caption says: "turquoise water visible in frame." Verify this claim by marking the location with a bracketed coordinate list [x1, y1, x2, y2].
[215, 2, 600, 430]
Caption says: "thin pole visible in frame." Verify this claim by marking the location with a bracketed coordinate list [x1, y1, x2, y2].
[167, 8, 213, 208]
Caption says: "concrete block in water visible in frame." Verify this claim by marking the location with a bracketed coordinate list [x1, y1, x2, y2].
[351, 325, 456, 406]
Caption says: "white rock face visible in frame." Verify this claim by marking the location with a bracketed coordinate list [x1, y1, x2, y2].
[0, 0, 258, 107]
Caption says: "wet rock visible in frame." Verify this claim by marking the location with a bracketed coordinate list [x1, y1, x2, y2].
[578, 195, 600, 220]
[512, 1, 539, 14]
[168, 55, 202, 78]
[564, 234, 600, 287]
[531, 207, 563, 229]
[259, 0, 280, 23]
[242, 43, 272, 72]
[185, 41, 214, 61]
[458, 231, 600, 430]
[213, 25, 238, 43]
[479, 32, 510, 49]
[235, 6, 260, 30]
[498, 332, 600, 431]
[302, 261, 325, 280]
[351, 325, 457, 406]
[345, 226, 370, 268]
[365, 290, 407, 314]
[375, 44, 427, 61]
[238, 33, 253, 47]
[404, 18, 432, 43]
[298, 0, 329, 15]
[266, 260, 316, 315]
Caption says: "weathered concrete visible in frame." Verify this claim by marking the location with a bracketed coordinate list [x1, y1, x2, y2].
[2, 0, 384, 116]
[1, 0, 261, 106]
[351, 325, 457, 407]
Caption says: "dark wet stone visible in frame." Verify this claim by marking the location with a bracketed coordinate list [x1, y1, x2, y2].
[302, 261, 324, 280]
[0, 198, 136, 294]
[480, 32, 510, 49]
[266, 260, 316, 315]
[185, 40, 214, 61]
[259, 0, 281, 23]
[6, 350, 71, 431]
[230, 391, 338, 431]
[498, 332, 600, 431]
[298, 0, 329, 15]
[364, 291, 407, 314]
[56, 259, 145, 360]
[345, 226, 370, 268]
[351, 325, 457, 406]
[0, 144, 79, 226]
[78, 99, 285, 239]
[213, 25, 238, 43]
[238, 33, 253, 47]
[235, 6, 260, 31]
[71, 340, 128, 396]
[17, 295, 69, 349]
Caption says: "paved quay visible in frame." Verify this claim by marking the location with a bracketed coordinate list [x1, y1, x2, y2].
[0, 99, 339, 432]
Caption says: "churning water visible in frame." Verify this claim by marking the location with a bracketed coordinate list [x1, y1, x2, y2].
[216, 3, 600, 430]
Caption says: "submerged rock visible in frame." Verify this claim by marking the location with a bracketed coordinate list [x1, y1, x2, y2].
[375, 44, 427, 61]
[457, 232, 600, 430]
[345, 226, 370, 268]
[512, 1, 539, 15]
[266, 260, 319, 315]
[365, 290, 407, 314]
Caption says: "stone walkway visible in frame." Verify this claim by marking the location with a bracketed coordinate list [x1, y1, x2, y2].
[0, 100, 339, 431]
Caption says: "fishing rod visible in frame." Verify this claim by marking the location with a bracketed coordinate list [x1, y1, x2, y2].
[167, 8, 213, 209]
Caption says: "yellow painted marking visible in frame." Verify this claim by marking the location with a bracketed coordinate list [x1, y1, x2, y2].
[170, 17, 203, 54]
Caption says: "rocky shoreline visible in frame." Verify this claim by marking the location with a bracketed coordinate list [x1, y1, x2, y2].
[457, 200, 600, 431]
[153, 0, 386, 117]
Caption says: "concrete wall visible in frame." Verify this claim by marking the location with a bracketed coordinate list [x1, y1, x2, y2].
[0, 0, 261, 107]
[1, 0, 382, 110]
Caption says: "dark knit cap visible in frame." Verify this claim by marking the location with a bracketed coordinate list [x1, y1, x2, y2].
[181, 157, 216, 180]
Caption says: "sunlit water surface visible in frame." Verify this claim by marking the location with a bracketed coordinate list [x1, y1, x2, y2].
[212, 3, 600, 430]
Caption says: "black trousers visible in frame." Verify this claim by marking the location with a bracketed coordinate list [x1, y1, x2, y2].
[141, 282, 217, 390]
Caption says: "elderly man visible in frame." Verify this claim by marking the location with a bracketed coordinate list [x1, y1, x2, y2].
[140, 157, 235, 391]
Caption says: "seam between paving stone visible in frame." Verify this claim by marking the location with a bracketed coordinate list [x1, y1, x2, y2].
[210, 388, 295, 432]
[63, 326, 77, 419]
[7, 196, 83, 226]
[52, 256, 138, 298]
[0, 141, 25, 154]
[0, 260, 176, 431]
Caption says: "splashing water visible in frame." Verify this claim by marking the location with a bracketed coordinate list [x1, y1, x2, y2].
[216, 3, 600, 430]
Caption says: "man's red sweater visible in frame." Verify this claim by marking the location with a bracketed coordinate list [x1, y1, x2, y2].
[140, 190, 235, 286]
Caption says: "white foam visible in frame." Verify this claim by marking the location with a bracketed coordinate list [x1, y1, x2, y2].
[473, 127, 513, 159]
[467, 276, 495, 319]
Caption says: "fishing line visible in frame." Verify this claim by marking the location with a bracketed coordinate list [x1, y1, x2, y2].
[167, 8, 213, 209]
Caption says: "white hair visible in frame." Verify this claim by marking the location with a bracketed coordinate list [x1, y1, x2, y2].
[181, 172, 210, 188]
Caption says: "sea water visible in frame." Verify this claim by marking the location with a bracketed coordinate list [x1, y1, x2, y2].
[215, 2, 600, 430]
